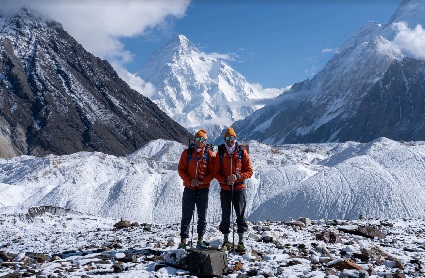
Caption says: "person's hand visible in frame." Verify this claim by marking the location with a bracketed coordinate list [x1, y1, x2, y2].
[226, 174, 236, 185]
[225, 176, 230, 185]
[190, 179, 201, 187]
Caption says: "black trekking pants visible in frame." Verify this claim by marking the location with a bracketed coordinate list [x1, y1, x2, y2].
[180, 187, 209, 239]
[219, 188, 248, 235]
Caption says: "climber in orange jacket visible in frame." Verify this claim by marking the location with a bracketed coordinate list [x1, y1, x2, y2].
[177, 129, 215, 250]
[214, 127, 253, 254]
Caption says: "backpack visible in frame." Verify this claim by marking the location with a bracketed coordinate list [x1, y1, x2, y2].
[186, 143, 210, 166]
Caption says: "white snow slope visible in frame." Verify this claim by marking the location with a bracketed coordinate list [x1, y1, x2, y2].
[1, 137, 424, 224]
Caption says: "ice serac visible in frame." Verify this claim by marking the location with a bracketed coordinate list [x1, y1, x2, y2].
[233, 0, 425, 144]
[138, 35, 281, 142]
[0, 8, 191, 158]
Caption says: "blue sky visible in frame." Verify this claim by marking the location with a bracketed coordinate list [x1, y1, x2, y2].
[121, 1, 401, 88]
[3, 0, 402, 90]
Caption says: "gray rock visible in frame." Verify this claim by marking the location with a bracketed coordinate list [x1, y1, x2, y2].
[114, 220, 132, 229]
[316, 230, 342, 243]
[186, 250, 228, 276]
[339, 225, 386, 239]
[298, 217, 312, 226]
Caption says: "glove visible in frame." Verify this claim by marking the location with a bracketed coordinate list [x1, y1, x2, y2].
[226, 174, 236, 185]
[190, 179, 202, 187]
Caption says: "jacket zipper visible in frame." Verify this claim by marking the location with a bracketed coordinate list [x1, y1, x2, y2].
[195, 152, 199, 179]
[230, 152, 233, 191]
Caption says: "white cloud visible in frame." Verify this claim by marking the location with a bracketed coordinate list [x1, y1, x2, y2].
[322, 48, 340, 54]
[230, 84, 290, 107]
[251, 83, 290, 98]
[205, 52, 237, 61]
[304, 64, 319, 78]
[392, 22, 425, 59]
[0, 0, 190, 95]
[112, 62, 157, 98]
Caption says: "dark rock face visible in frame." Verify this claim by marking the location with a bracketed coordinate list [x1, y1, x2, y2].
[0, 9, 191, 158]
[341, 58, 425, 142]
[234, 57, 425, 144]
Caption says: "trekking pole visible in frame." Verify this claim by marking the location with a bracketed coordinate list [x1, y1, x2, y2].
[189, 137, 196, 249]
[190, 185, 199, 249]
[231, 181, 235, 253]
[191, 205, 195, 249]
[230, 156, 235, 253]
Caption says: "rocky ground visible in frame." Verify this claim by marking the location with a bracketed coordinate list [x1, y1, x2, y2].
[0, 208, 424, 277]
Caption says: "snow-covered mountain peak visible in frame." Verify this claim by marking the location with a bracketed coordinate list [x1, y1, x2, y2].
[0, 8, 71, 77]
[310, 32, 402, 101]
[389, 0, 425, 27]
[0, 7, 57, 33]
[165, 34, 199, 56]
[233, 0, 423, 145]
[138, 35, 282, 141]
[339, 21, 383, 52]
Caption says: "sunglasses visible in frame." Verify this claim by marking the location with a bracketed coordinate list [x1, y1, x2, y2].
[194, 137, 206, 142]
[225, 136, 236, 141]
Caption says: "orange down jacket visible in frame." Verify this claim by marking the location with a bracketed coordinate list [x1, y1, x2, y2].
[213, 145, 253, 191]
[178, 146, 215, 189]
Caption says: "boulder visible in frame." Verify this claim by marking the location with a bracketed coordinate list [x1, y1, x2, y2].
[261, 230, 279, 242]
[316, 230, 342, 243]
[328, 258, 364, 270]
[186, 250, 228, 276]
[339, 225, 386, 239]
[114, 220, 132, 229]
[298, 217, 312, 226]
[26, 252, 51, 263]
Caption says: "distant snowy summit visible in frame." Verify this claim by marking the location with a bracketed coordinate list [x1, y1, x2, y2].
[0, 8, 191, 158]
[138, 35, 282, 141]
[233, 0, 425, 144]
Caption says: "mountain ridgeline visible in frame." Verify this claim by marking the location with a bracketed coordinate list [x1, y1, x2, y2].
[0, 8, 191, 158]
[233, 0, 425, 144]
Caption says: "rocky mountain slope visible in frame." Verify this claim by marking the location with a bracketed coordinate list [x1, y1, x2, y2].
[0, 8, 191, 158]
[137, 35, 282, 142]
[233, 0, 425, 144]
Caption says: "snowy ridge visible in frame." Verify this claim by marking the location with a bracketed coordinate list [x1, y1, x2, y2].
[233, 0, 425, 144]
[252, 138, 425, 220]
[1, 138, 424, 223]
[138, 35, 282, 141]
